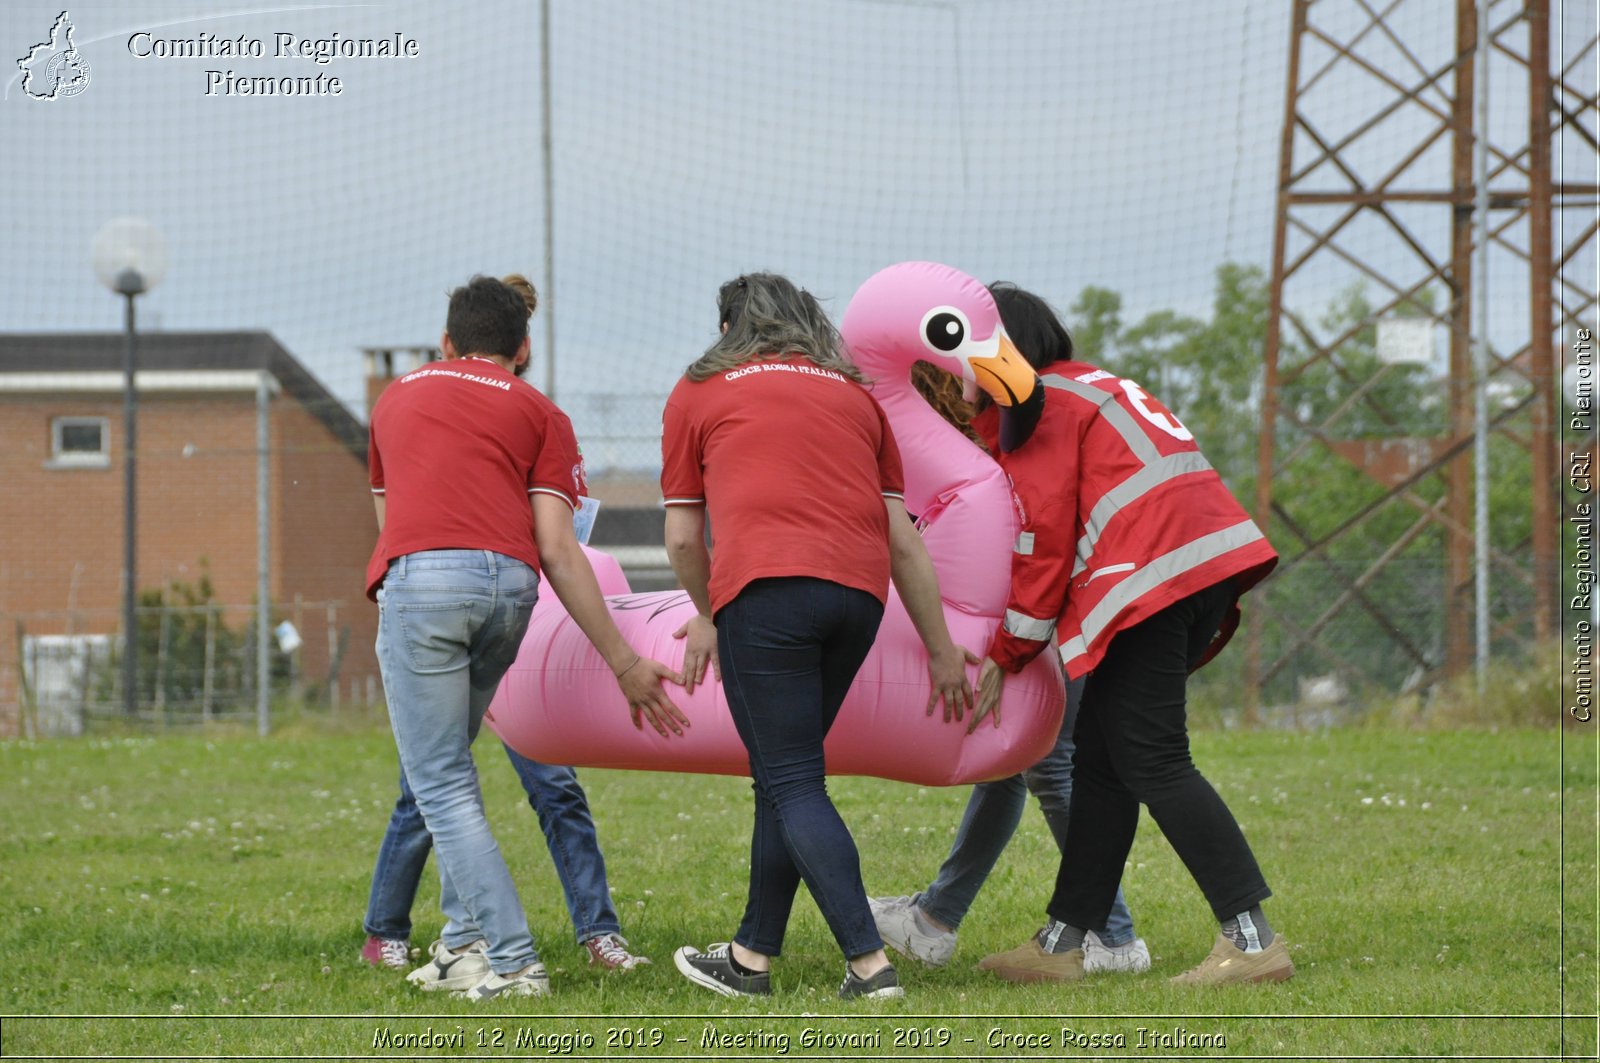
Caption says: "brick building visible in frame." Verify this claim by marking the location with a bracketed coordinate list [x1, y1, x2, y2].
[0, 332, 379, 734]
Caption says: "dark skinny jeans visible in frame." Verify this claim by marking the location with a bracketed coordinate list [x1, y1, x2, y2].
[1048, 579, 1271, 928]
[717, 577, 886, 960]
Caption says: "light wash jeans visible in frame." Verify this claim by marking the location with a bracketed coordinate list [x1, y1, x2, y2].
[375, 549, 541, 975]
[917, 676, 1138, 946]
[363, 746, 623, 946]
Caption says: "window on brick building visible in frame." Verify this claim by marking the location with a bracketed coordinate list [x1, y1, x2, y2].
[49, 416, 110, 468]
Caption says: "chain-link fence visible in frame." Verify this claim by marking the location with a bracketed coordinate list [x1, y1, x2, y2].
[13, 599, 375, 738]
[2, 2, 1590, 735]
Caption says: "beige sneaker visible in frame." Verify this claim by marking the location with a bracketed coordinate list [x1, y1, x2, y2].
[1170, 933, 1294, 985]
[976, 934, 1086, 984]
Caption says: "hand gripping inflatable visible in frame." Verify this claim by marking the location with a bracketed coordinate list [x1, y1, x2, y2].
[488, 262, 1065, 785]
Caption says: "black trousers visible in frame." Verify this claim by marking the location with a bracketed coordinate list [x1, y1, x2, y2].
[1046, 580, 1271, 927]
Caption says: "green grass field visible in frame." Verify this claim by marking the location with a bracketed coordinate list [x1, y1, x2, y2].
[0, 725, 1593, 1060]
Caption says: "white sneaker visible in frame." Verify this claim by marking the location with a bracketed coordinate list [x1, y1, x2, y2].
[405, 939, 490, 991]
[461, 962, 550, 1000]
[868, 894, 956, 968]
[1083, 929, 1151, 974]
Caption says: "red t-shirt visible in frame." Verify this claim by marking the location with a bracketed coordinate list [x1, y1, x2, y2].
[366, 357, 585, 599]
[660, 355, 906, 615]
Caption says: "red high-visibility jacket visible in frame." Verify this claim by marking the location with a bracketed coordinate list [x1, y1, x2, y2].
[981, 361, 1278, 679]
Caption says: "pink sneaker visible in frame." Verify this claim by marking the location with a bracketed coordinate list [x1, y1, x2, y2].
[585, 932, 651, 970]
[361, 935, 410, 970]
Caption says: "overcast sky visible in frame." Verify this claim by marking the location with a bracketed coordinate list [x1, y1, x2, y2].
[3, 1, 1594, 467]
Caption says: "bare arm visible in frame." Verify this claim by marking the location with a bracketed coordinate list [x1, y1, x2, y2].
[532, 494, 689, 737]
[885, 498, 977, 721]
[664, 505, 713, 617]
[372, 494, 385, 531]
[664, 504, 719, 694]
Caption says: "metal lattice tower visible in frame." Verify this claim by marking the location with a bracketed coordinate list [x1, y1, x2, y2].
[1255, 0, 1597, 698]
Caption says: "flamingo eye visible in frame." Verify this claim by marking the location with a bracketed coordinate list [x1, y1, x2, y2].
[920, 306, 969, 354]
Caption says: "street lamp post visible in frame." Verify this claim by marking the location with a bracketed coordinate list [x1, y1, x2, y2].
[92, 219, 166, 719]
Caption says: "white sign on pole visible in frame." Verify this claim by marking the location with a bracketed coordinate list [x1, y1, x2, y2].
[1376, 317, 1436, 366]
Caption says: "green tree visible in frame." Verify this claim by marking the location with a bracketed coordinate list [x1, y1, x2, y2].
[1069, 264, 1266, 493]
[93, 566, 288, 718]
[1058, 267, 1533, 707]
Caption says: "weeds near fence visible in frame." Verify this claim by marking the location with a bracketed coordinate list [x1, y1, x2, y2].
[1188, 642, 1563, 732]
[1355, 643, 1563, 730]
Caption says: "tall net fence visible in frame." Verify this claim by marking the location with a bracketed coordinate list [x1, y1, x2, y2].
[1250, 0, 1597, 712]
[2, 1, 1593, 732]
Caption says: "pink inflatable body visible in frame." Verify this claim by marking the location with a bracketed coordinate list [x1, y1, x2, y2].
[488, 262, 1065, 785]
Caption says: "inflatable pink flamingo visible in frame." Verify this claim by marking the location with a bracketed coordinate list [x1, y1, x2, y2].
[487, 262, 1065, 785]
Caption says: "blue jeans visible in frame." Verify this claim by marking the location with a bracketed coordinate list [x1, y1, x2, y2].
[363, 745, 622, 945]
[718, 577, 885, 960]
[918, 676, 1138, 946]
[375, 549, 541, 975]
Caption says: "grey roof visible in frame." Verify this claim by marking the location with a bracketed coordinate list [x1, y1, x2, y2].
[0, 331, 366, 462]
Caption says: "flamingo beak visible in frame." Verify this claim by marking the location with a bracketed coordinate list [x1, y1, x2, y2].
[969, 336, 1045, 452]
[968, 335, 1037, 409]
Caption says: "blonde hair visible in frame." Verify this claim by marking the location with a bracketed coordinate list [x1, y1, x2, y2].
[685, 272, 866, 384]
[502, 273, 538, 319]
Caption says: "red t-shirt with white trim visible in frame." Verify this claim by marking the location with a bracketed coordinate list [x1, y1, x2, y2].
[366, 356, 585, 600]
[660, 355, 905, 615]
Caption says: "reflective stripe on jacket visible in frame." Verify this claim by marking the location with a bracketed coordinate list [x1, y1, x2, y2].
[984, 362, 1278, 678]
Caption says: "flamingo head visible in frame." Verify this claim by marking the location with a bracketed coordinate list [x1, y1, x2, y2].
[840, 261, 1043, 452]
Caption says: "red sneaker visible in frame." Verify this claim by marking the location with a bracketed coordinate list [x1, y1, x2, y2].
[585, 932, 650, 970]
[360, 935, 411, 970]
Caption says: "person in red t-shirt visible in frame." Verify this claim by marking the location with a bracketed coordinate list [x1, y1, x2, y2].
[367, 276, 687, 1002]
[359, 273, 653, 978]
[662, 273, 977, 1002]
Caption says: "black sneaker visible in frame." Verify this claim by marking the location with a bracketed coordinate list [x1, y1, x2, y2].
[839, 962, 904, 999]
[673, 943, 772, 998]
